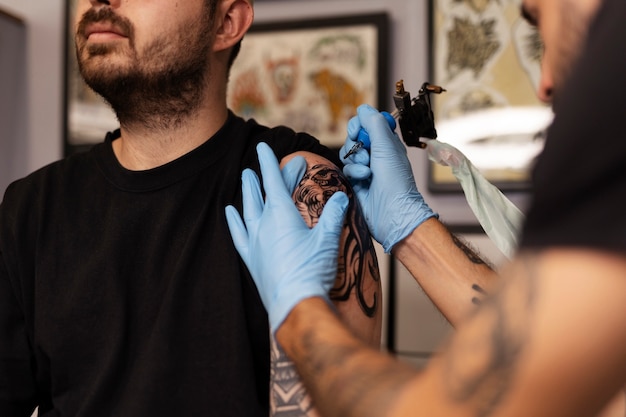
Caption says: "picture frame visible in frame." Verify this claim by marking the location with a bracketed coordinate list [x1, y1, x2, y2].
[427, 0, 552, 193]
[227, 13, 389, 150]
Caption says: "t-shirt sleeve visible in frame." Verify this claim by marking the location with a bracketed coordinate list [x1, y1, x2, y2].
[258, 125, 342, 168]
[0, 188, 38, 416]
[520, 0, 626, 253]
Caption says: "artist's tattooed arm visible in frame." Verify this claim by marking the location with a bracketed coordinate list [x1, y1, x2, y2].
[276, 249, 626, 417]
[269, 152, 382, 417]
[392, 218, 499, 326]
[450, 233, 493, 268]
[439, 255, 537, 417]
[448, 233, 495, 307]
[431, 249, 626, 417]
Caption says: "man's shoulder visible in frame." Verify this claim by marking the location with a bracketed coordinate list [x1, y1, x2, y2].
[2, 150, 95, 207]
[244, 119, 340, 166]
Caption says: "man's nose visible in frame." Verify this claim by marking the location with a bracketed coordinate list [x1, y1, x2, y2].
[537, 61, 554, 104]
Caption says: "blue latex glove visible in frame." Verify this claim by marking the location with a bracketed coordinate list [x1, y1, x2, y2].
[342, 112, 397, 158]
[339, 104, 438, 253]
[225, 143, 349, 333]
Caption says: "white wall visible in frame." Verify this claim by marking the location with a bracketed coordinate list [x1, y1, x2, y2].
[0, 9, 26, 195]
[0, 0, 64, 191]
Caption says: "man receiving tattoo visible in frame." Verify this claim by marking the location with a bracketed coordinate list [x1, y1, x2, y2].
[0, 0, 380, 416]
[226, 0, 626, 416]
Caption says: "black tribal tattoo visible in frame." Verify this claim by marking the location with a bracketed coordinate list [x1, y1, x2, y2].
[293, 164, 380, 318]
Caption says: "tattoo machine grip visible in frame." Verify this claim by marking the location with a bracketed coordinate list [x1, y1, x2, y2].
[343, 111, 397, 159]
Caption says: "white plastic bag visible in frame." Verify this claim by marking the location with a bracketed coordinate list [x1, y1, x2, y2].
[425, 139, 524, 259]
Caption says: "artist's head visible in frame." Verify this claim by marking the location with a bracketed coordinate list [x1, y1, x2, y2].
[74, 0, 254, 128]
[521, 0, 602, 103]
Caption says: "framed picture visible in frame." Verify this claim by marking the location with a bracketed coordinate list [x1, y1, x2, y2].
[63, 0, 119, 155]
[227, 13, 389, 149]
[427, 0, 552, 193]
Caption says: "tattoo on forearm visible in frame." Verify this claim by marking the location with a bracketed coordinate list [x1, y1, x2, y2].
[443, 255, 538, 417]
[293, 164, 380, 318]
[472, 284, 488, 306]
[270, 337, 316, 416]
[451, 234, 488, 266]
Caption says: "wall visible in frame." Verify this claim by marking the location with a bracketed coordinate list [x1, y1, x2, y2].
[0, 9, 26, 195]
[0, 0, 64, 193]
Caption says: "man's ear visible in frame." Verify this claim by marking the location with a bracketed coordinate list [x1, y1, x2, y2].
[213, 0, 254, 53]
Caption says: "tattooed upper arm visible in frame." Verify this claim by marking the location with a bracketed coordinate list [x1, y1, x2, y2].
[282, 152, 382, 340]
[270, 151, 382, 417]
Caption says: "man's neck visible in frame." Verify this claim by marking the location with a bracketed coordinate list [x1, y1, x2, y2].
[112, 103, 228, 171]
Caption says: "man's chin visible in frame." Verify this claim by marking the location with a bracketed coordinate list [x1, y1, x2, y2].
[79, 65, 132, 104]
[76, 39, 129, 67]
[84, 41, 129, 59]
[79, 53, 132, 84]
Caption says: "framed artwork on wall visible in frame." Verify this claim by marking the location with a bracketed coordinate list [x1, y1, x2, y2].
[428, 0, 552, 193]
[227, 13, 389, 149]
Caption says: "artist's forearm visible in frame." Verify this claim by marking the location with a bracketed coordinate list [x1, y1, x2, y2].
[276, 297, 418, 417]
[277, 250, 626, 417]
[393, 218, 498, 326]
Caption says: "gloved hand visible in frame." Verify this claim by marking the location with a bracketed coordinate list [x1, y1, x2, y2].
[225, 142, 349, 333]
[339, 104, 438, 253]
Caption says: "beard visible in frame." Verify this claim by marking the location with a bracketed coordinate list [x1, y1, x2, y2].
[75, 7, 214, 130]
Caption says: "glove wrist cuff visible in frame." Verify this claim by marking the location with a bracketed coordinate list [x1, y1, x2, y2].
[382, 210, 439, 253]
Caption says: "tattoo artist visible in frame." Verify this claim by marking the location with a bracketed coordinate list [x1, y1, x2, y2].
[226, 0, 626, 416]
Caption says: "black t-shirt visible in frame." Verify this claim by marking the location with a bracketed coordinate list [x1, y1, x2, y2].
[521, 0, 626, 253]
[0, 113, 340, 417]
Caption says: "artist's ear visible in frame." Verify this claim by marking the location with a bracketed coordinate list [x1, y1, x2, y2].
[213, 0, 254, 53]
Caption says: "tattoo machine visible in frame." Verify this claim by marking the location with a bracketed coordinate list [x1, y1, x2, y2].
[343, 80, 447, 159]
